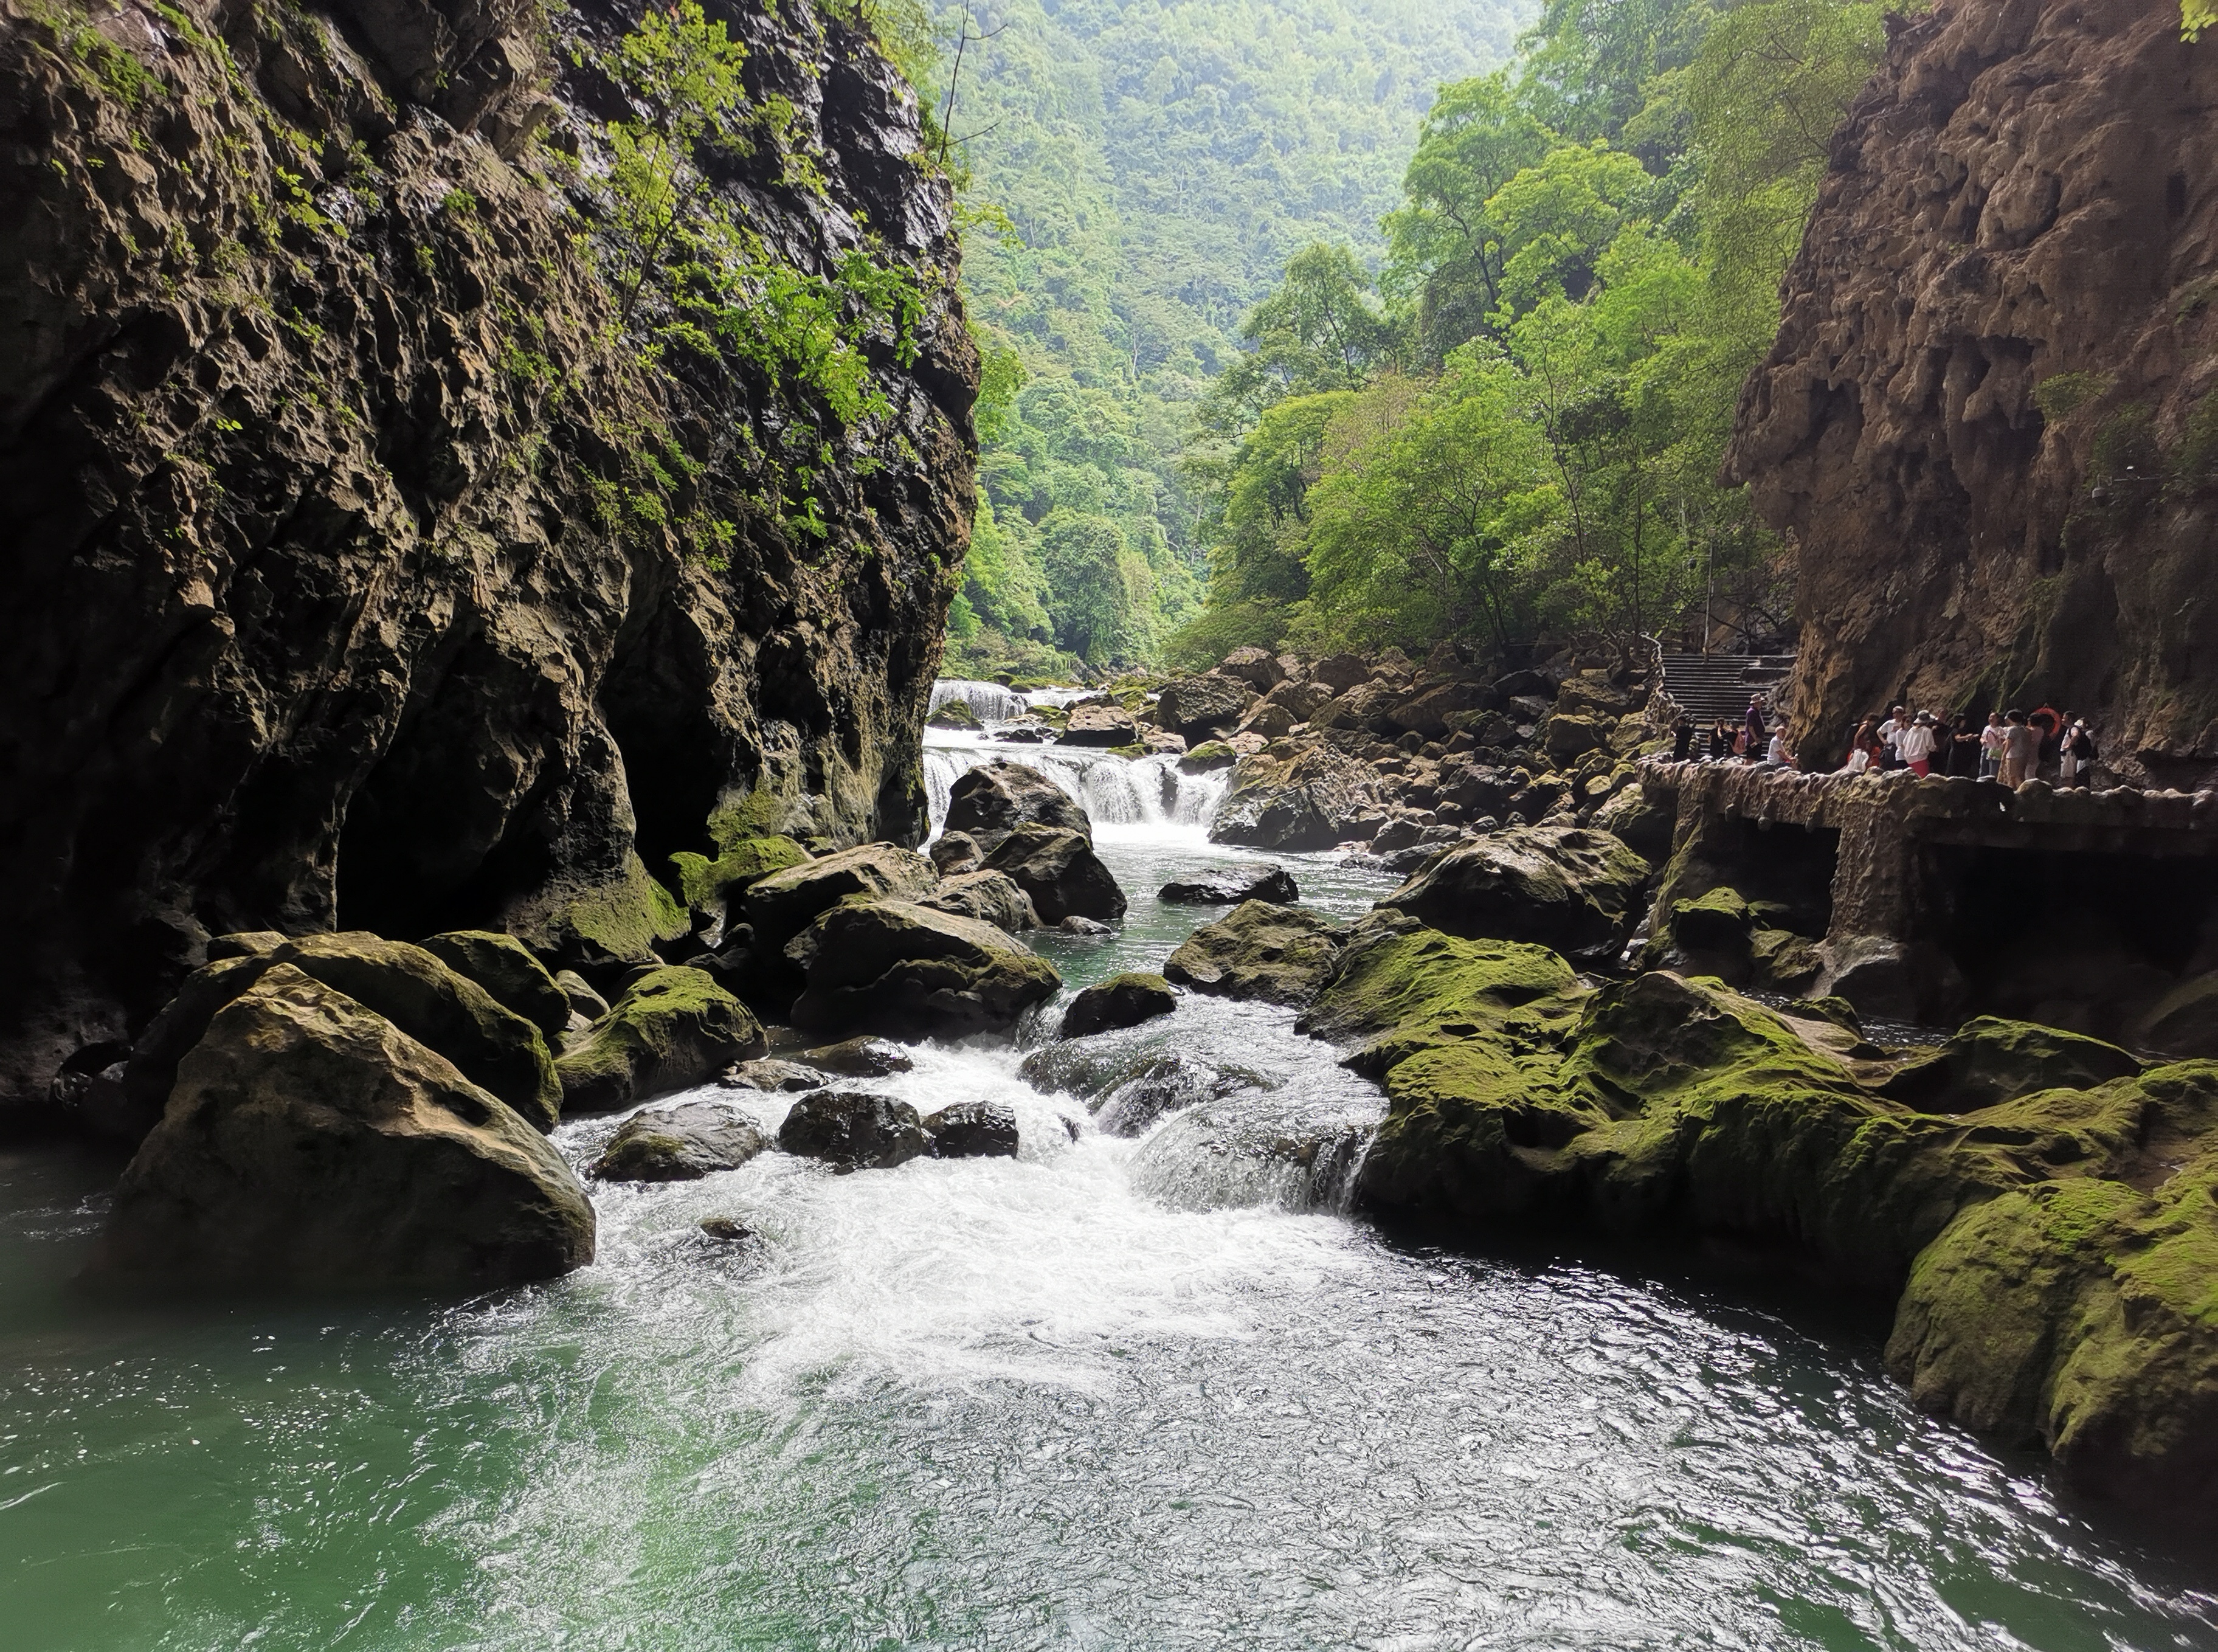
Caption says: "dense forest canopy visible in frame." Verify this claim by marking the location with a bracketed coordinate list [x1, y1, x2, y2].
[913, 0, 1896, 676]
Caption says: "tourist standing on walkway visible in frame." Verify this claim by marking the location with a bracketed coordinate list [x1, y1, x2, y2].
[1708, 719, 1733, 761]
[2060, 719, 2097, 787]
[1898, 711, 1939, 776]
[1847, 716, 1879, 770]
[1877, 704, 1909, 769]
[2000, 710, 2039, 786]
[1944, 711, 1981, 776]
[1976, 711, 2006, 780]
[1673, 716, 1695, 761]
[1744, 696, 1767, 754]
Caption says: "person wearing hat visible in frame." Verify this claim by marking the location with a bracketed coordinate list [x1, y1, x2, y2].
[2059, 717, 2098, 787]
[1897, 710, 1940, 776]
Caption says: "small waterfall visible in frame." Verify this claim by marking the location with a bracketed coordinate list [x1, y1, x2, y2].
[928, 679, 1032, 722]
[922, 739, 1233, 839]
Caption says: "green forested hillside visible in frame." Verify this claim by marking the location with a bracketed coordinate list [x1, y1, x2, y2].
[927, 0, 1524, 674]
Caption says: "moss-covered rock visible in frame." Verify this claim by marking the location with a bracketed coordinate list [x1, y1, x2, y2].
[1378, 826, 1651, 963]
[668, 835, 812, 916]
[1879, 1017, 2143, 1112]
[1163, 901, 1346, 1007]
[93, 967, 593, 1289]
[1178, 740, 1240, 773]
[555, 967, 767, 1114]
[743, 842, 939, 953]
[589, 1102, 769, 1183]
[917, 869, 1040, 933]
[786, 901, 1061, 1039]
[1749, 927, 1824, 992]
[982, 824, 1126, 925]
[506, 852, 692, 972]
[1061, 972, 1178, 1038]
[420, 931, 572, 1037]
[1670, 886, 1753, 955]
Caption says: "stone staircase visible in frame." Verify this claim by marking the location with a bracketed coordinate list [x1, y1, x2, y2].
[1658, 654, 1794, 724]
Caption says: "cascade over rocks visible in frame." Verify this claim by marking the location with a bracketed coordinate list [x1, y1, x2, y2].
[94, 967, 594, 1288]
[0, 0, 975, 1125]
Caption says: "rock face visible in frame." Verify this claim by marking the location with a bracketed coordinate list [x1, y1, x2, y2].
[1378, 827, 1650, 963]
[1726, 0, 2218, 787]
[1163, 902, 1346, 1007]
[420, 932, 573, 1038]
[1060, 972, 1178, 1038]
[589, 1101, 769, 1183]
[786, 900, 1060, 1039]
[981, 825, 1127, 925]
[0, 0, 976, 1124]
[778, 1088, 930, 1170]
[1210, 746, 1375, 851]
[94, 967, 594, 1288]
[942, 761, 1089, 853]
[554, 966, 766, 1114]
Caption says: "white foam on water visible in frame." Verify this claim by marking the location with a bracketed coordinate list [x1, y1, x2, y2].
[922, 734, 1231, 842]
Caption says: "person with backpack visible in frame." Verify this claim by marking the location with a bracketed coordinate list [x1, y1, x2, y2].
[2059, 719, 2098, 787]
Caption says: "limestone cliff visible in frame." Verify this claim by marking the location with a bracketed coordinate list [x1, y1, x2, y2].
[0, 0, 976, 1121]
[1728, 0, 2218, 784]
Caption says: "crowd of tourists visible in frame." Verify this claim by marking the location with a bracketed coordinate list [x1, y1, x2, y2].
[1670, 697, 2100, 787]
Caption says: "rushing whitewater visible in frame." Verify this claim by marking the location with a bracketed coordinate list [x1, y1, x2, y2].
[2, 686, 2213, 1647]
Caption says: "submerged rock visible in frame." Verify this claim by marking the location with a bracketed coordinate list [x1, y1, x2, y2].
[1159, 866, 1299, 905]
[93, 968, 594, 1289]
[698, 1215, 757, 1243]
[983, 825, 1127, 925]
[1377, 826, 1650, 963]
[778, 1089, 930, 1170]
[590, 1102, 770, 1183]
[922, 1100, 1020, 1158]
[720, 1058, 827, 1093]
[1060, 972, 1178, 1038]
[556, 967, 766, 1113]
[801, 1037, 916, 1078]
[787, 902, 1062, 1039]
[1163, 901, 1346, 1007]
[942, 761, 1090, 854]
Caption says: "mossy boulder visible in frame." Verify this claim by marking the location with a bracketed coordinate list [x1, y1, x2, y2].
[554, 966, 767, 1114]
[420, 930, 572, 1037]
[1669, 886, 1753, 955]
[92, 967, 594, 1289]
[1061, 972, 1178, 1038]
[1879, 1017, 2143, 1112]
[1378, 826, 1651, 963]
[982, 824, 1126, 925]
[1178, 741, 1239, 773]
[668, 834, 812, 916]
[1162, 901, 1346, 1007]
[589, 1101, 770, 1183]
[917, 869, 1040, 933]
[505, 852, 691, 973]
[743, 842, 939, 953]
[927, 699, 984, 730]
[1749, 927, 1823, 992]
[786, 900, 1061, 1040]
[2132, 970, 2218, 1060]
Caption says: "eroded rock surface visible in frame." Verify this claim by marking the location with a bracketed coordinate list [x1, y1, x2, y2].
[787, 900, 1060, 1039]
[555, 966, 766, 1114]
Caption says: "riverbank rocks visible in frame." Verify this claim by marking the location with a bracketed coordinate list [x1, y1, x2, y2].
[1878, 1018, 2143, 1111]
[1059, 702, 1141, 746]
[93, 968, 594, 1289]
[927, 699, 983, 730]
[923, 1100, 1020, 1158]
[1211, 746, 1373, 851]
[555, 967, 766, 1113]
[1163, 902, 1346, 1007]
[930, 832, 985, 875]
[778, 1089, 930, 1170]
[943, 761, 1090, 853]
[590, 1102, 770, 1182]
[1156, 674, 1258, 742]
[720, 1058, 826, 1093]
[420, 931, 573, 1037]
[787, 902, 1062, 1039]
[1061, 973, 1178, 1038]
[1179, 741, 1240, 773]
[744, 843, 939, 952]
[667, 835, 813, 929]
[1159, 866, 1298, 905]
[1378, 826, 1650, 963]
[983, 825, 1127, 925]
[802, 1037, 916, 1078]
[919, 870, 1040, 933]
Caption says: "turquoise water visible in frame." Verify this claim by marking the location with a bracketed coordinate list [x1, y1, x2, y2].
[3, 775, 2215, 1648]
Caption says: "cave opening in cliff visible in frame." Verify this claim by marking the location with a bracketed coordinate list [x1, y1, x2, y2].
[1924, 843, 2218, 1042]
[1705, 815, 1838, 938]
[599, 612, 727, 879]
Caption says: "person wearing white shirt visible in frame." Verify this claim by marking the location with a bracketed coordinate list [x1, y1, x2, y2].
[1876, 705, 1908, 769]
[1897, 713, 1938, 775]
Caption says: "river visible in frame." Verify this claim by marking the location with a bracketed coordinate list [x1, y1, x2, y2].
[1, 714, 2213, 1649]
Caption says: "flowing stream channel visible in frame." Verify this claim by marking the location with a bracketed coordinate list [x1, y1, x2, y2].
[2, 712, 2216, 1648]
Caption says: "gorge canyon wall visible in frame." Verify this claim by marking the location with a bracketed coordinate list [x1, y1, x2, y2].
[1729, 0, 2218, 786]
[0, 0, 976, 1122]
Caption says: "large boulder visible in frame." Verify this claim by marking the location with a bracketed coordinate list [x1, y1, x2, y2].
[1879, 1018, 2143, 1111]
[1163, 901, 1346, 1007]
[420, 930, 572, 1037]
[554, 966, 767, 1113]
[667, 834, 812, 925]
[1058, 702, 1140, 746]
[1209, 746, 1373, 851]
[1155, 674, 1257, 742]
[744, 843, 939, 953]
[1259, 679, 1336, 723]
[1310, 653, 1373, 693]
[1388, 682, 1487, 739]
[778, 1088, 931, 1170]
[2133, 972, 2218, 1060]
[786, 901, 1062, 1039]
[589, 1101, 770, 1183]
[1377, 826, 1651, 963]
[801, 1036, 916, 1077]
[92, 967, 594, 1288]
[123, 933, 562, 1135]
[1061, 972, 1178, 1038]
[1217, 646, 1284, 691]
[1589, 782, 1674, 860]
[923, 1100, 1020, 1158]
[1159, 865, 1298, 905]
[918, 870, 1041, 933]
[942, 761, 1090, 853]
[983, 824, 1127, 925]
